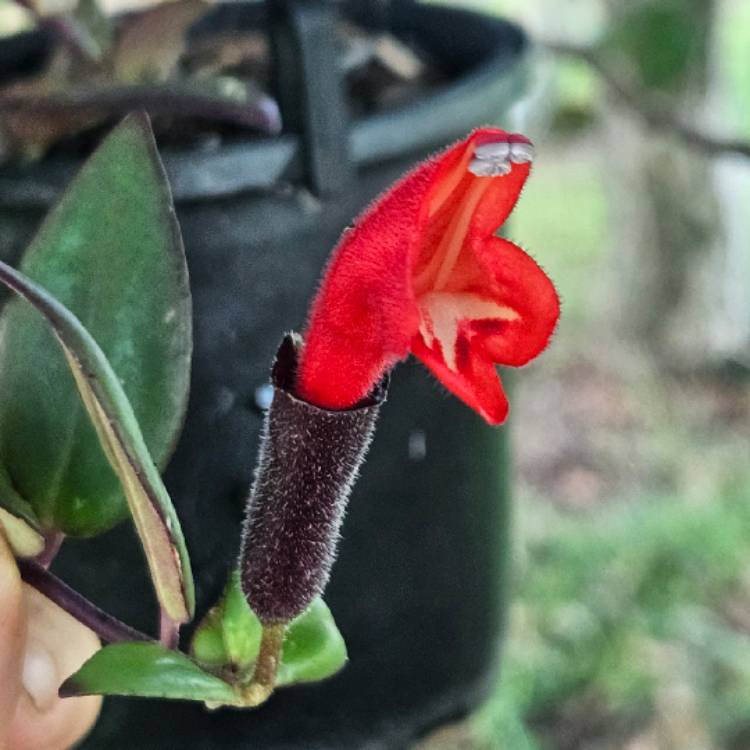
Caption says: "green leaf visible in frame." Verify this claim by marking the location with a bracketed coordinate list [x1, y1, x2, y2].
[189, 605, 228, 667]
[189, 570, 261, 669]
[191, 572, 347, 687]
[59, 642, 239, 704]
[0, 113, 191, 538]
[64, 582, 347, 705]
[0, 259, 194, 623]
[222, 570, 263, 668]
[276, 598, 348, 687]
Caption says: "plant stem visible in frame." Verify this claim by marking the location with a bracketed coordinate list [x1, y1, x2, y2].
[35, 531, 64, 569]
[159, 610, 180, 650]
[543, 40, 750, 160]
[11, 0, 101, 64]
[18, 559, 151, 644]
[239, 623, 286, 706]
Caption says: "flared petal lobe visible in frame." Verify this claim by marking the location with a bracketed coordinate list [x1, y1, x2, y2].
[412, 237, 559, 424]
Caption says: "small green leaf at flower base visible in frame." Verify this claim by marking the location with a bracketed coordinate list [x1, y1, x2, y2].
[222, 570, 263, 668]
[191, 572, 348, 688]
[189, 607, 228, 667]
[59, 642, 239, 705]
[62, 592, 348, 705]
[276, 598, 348, 687]
[190, 570, 261, 669]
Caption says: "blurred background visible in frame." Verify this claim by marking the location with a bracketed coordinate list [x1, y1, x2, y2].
[452, 1, 750, 748]
[2, 0, 750, 748]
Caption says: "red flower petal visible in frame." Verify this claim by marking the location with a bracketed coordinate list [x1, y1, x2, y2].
[471, 236, 560, 367]
[410, 237, 559, 423]
[297, 145, 443, 409]
[411, 331, 509, 425]
[297, 127, 559, 423]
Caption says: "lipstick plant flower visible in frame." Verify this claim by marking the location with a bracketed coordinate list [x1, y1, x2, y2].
[298, 127, 559, 424]
[0, 118, 560, 712]
[238, 127, 559, 702]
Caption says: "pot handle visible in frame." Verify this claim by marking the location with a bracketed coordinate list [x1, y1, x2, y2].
[267, 0, 353, 196]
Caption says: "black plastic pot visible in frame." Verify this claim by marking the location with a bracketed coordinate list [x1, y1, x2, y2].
[0, 2, 528, 747]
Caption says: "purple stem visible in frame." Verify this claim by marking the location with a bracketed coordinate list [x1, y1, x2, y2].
[35, 531, 65, 569]
[159, 610, 180, 650]
[0, 87, 282, 135]
[18, 560, 152, 644]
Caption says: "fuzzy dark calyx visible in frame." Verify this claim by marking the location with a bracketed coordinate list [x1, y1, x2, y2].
[239, 333, 387, 624]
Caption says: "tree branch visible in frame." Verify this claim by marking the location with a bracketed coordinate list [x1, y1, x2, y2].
[544, 40, 750, 160]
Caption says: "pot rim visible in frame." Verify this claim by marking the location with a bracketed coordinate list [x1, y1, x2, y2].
[0, 1, 529, 207]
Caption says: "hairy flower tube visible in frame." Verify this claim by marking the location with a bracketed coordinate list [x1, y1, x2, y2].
[240, 335, 385, 626]
[297, 127, 560, 424]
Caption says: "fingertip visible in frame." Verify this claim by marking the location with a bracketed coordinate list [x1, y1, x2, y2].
[0, 532, 27, 738]
[6, 586, 102, 750]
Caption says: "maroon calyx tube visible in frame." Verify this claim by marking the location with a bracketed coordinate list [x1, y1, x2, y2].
[239, 333, 387, 625]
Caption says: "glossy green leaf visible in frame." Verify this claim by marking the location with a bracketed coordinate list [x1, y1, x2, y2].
[0, 260, 194, 622]
[0, 113, 191, 538]
[59, 642, 238, 704]
[191, 572, 347, 686]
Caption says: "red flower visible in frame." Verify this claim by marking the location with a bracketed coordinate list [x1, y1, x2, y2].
[297, 128, 559, 425]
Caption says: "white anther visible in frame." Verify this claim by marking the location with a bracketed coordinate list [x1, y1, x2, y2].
[468, 157, 512, 177]
[509, 141, 535, 163]
[473, 140, 511, 161]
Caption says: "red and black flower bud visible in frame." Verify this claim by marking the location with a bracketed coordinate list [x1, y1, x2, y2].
[239, 334, 387, 625]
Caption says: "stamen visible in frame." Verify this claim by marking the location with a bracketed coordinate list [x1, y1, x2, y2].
[509, 141, 535, 163]
[415, 178, 488, 291]
[474, 141, 511, 161]
[432, 178, 489, 291]
[427, 146, 475, 218]
[468, 158, 511, 177]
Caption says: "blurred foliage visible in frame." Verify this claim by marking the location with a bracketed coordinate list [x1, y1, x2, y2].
[447, 1, 750, 746]
[715, 0, 750, 136]
[546, 60, 598, 137]
[511, 150, 606, 327]
[476, 473, 750, 749]
[0, 0, 280, 162]
[600, 0, 709, 92]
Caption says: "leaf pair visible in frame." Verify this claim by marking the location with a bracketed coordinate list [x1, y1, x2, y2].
[0, 114, 193, 622]
[62, 574, 347, 705]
